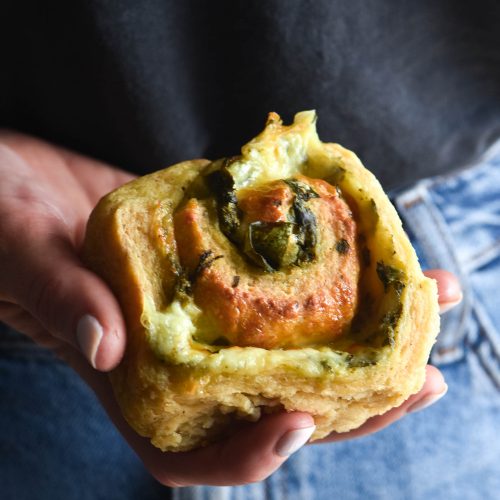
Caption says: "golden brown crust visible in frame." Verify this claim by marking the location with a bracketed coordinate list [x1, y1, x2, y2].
[173, 175, 360, 349]
[83, 112, 439, 452]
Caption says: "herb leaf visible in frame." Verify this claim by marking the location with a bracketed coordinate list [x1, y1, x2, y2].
[191, 250, 224, 284]
[376, 262, 406, 296]
[283, 179, 320, 202]
[247, 221, 298, 271]
[206, 166, 241, 244]
[380, 305, 402, 348]
[283, 179, 319, 264]
[172, 260, 193, 297]
[206, 168, 320, 272]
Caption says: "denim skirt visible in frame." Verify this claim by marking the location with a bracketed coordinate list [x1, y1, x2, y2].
[1, 145, 499, 500]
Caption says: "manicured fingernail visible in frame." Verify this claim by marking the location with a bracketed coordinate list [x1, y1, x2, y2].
[275, 426, 316, 457]
[440, 293, 463, 314]
[76, 315, 103, 369]
[407, 384, 448, 414]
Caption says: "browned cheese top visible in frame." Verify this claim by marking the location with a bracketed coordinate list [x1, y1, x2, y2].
[173, 175, 360, 349]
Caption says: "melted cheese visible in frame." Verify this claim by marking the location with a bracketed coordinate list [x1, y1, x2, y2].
[228, 111, 321, 189]
[143, 296, 381, 376]
[144, 110, 400, 375]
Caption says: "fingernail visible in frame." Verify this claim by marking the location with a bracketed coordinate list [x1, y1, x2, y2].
[275, 426, 316, 457]
[440, 293, 463, 314]
[407, 384, 448, 414]
[76, 315, 103, 369]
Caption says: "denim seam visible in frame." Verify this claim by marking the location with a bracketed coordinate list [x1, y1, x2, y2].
[471, 296, 500, 359]
[465, 302, 500, 389]
[396, 185, 471, 360]
[465, 332, 500, 390]
[463, 240, 500, 274]
[420, 190, 474, 357]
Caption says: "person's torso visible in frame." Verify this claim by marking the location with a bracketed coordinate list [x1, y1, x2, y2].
[2, 0, 500, 189]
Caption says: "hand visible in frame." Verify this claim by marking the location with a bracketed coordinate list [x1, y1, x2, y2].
[100, 270, 458, 487]
[0, 131, 134, 369]
[0, 132, 461, 487]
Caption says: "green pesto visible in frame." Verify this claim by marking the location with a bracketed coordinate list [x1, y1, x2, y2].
[206, 166, 242, 244]
[376, 261, 406, 296]
[205, 164, 320, 272]
[283, 179, 320, 202]
[379, 305, 402, 348]
[172, 264, 192, 298]
[283, 179, 319, 265]
[373, 261, 407, 348]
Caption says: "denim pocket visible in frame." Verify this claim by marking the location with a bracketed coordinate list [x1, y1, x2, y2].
[395, 151, 500, 370]
[465, 254, 500, 389]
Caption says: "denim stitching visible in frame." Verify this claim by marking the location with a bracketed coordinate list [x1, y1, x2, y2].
[419, 189, 472, 344]
[465, 326, 500, 390]
[464, 240, 500, 274]
[472, 296, 500, 359]
[396, 186, 471, 363]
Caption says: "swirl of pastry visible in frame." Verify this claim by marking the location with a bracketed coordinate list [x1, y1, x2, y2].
[83, 111, 439, 452]
[174, 173, 360, 349]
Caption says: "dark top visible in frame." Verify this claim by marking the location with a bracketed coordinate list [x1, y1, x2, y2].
[2, 0, 500, 189]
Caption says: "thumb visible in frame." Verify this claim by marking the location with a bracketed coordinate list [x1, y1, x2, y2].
[149, 412, 316, 487]
[6, 232, 125, 372]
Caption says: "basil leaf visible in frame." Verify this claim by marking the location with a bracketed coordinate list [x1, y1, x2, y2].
[206, 166, 241, 244]
[376, 262, 406, 296]
[283, 179, 320, 202]
[283, 179, 319, 264]
[246, 221, 298, 271]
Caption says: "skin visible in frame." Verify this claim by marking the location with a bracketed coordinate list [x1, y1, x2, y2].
[0, 131, 462, 487]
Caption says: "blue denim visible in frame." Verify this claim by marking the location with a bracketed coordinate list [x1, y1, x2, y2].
[173, 144, 500, 500]
[0, 330, 171, 500]
[1, 146, 499, 499]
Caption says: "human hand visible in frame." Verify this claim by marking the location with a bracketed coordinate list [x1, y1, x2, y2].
[97, 270, 458, 487]
[0, 132, 461, 486]
[0, 131, 134, 369]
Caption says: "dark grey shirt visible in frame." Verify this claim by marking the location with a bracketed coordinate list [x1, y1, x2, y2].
[2, 0, 500, 189]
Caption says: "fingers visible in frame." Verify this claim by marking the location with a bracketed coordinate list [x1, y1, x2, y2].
[0, 140, 127, 372]
[3, 232, 126, 372]
[319, 365, 447, 443]
[423, 269, 462, 312]
[71, 356, 317, 487]
[71, 357, 317, 489]
[149, 412, 316, 487]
